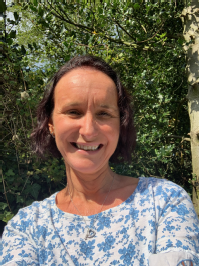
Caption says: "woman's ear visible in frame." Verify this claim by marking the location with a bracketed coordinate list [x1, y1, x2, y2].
[48, 119, 55, 137]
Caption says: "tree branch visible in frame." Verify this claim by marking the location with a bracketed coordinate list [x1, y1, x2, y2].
[136, 21, 165, 44]
[165, 135, 191, 141]
[41, 3, 180, 53]
[2, 169, 13, 214]
[45, 2, 94, 33]
[114, 20, 137, 42]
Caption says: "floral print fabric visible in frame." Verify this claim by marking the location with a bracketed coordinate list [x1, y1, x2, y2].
[2, 177, 199, 266]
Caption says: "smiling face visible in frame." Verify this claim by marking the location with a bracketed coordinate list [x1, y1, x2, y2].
[48, 67, 120, 174]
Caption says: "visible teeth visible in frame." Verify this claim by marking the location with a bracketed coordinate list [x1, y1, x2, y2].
[76, 144, 99, 151]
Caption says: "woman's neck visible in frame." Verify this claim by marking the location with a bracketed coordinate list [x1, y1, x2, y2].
[65, 165, 115, 202]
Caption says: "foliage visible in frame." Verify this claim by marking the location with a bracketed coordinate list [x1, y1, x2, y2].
[2, 2, 192, 226]
[2, 5, 66, 224]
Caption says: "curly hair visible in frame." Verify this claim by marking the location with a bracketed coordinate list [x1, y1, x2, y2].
[31, 55, 136, 163]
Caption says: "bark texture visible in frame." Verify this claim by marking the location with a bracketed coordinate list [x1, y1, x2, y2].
[181, 1, 199, 216]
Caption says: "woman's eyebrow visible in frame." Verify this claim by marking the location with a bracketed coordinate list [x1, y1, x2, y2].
[62, 103, 118, 110]
[99, 104, 118, 111]
[63, 102, 82, 107]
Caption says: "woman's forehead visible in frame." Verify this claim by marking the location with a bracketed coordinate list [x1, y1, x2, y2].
[54, 68, 118, 100]
[57, 67, 115, 86]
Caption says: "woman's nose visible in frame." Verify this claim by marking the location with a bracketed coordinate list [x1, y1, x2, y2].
[79, 113, 98, 139]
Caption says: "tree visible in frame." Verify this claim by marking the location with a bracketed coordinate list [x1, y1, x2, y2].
[181, 1, 199, 215]
[21, 1, 192, 188]
[1, 3, 66, 227]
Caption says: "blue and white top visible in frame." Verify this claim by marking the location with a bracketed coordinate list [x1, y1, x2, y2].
[1, 177, 199, 266]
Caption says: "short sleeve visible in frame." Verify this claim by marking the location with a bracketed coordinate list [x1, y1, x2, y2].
[149, 180, 199, 265]
[1, 213, 39, 265]
[149, 251, 195, 265]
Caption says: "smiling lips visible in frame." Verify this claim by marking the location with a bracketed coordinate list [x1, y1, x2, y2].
[72, 143, 102, 151]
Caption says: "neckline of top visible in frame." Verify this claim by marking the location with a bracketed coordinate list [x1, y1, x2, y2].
[53, 176, 146, 219]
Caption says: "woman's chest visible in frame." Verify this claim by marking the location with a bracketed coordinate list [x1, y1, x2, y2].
[36, 204, 157, 265]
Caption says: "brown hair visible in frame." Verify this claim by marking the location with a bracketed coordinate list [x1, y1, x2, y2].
[31, 55, 136, 162]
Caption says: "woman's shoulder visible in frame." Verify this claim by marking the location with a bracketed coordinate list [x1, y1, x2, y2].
[115, 176, 192, 206]
[21, 191, 58, 212]
[5, 192, 58, 231]
[136, 177, 197, 217]
[119, 175, 186, 193]
[137, 176, 189, 195]
[130, 177, 193, 209]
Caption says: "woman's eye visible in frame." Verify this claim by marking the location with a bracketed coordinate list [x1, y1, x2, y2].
[98, 112, 111, 117]
[67, 110, 81, 116]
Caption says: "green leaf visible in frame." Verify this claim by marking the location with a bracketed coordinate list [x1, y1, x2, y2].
[22, 4, 29, 11]
[14, 12, 19, 21]
[33, 0, 38, 6]
[10, 30, 16, 39]
[21, 45, 26, 55]
[33, 42, 37, 49]
[2, 211, 14, 223]
[60, 24, 65, 34]
[30, 183, 41, 199]
[134, 3, 140, 10]
[28, 43, 33, 50]
[63, 41, 68, 47]
[25, 199, 34, 206]
[29, 4, 37, 12]
[0, 1, 6, 12]
[0, 202, 8, 210]
[98, 7, 103, 14]
[7, 38, 13, 45]
[38, 5, 44, 17]
[6, 169, 15, 176]
[17, 195, 24, 203]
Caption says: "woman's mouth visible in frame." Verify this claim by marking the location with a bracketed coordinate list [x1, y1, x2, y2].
[71, 143, 103, 151]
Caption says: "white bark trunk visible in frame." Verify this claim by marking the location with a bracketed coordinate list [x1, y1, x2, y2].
[181, 2, 199, 216]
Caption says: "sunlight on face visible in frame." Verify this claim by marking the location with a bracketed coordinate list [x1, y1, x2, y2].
[49, 68, 120, 174]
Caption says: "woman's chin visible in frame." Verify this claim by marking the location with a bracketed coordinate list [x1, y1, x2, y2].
[64, 158, 108, 175]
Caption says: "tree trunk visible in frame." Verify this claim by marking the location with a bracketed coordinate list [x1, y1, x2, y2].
[181, 2, 199, 216]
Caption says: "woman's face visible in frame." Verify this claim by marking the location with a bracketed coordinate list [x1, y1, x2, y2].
[49, 67, 120, 174]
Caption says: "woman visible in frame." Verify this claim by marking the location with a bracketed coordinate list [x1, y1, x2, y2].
[2, 55, 199, 266]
